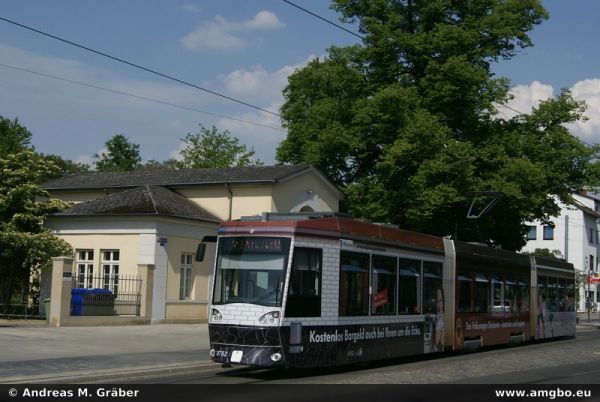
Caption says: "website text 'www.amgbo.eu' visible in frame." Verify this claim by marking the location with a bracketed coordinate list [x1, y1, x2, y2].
[495, 388, 592, 400]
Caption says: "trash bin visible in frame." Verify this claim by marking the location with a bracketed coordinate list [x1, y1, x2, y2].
[43, 299, 51, 321]
[71, 288, 90, 316]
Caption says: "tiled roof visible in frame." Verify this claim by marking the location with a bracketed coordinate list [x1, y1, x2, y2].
[54, 185, 220, 222]
[43, 165, 311, 190]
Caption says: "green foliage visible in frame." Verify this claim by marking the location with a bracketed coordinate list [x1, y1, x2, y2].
[0, 148, 72, 305]
[95, 134, 142, 172]
[176, 125, 262, 169]
[277, 0, 600, 250]
[0, 116, 32, 156]
[43, 154, 90, 178]
[522, 248, 563, 259]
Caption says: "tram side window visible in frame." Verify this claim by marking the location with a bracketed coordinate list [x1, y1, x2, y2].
[398, 258, 420, 314]
[339, 251, 370, 316]
[457, 270, 473, 313]
[557, 278, 567, 312]
[517, 276, 530, 313]
[566, 278, 575, 311]
[422, 261, 443, 314]
[371, 255, 397, 315]
[491, 275, 504, 313]
[504, 275, 516, 313]
[475, 273, 490, 313]
[537, 276, 548, 314]
[547, 277, 558, 312]
[285, 247, 322, 317]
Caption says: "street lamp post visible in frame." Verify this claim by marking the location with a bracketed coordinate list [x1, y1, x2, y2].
[588, 270, 593, 323]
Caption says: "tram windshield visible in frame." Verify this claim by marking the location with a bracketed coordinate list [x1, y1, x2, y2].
[213, 237, 291, 307]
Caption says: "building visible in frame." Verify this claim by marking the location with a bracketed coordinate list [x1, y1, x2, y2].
[42, 165, 343, 323]
[521, 191, 600, 310]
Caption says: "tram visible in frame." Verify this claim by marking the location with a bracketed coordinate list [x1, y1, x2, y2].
[207, 213, 576, 368]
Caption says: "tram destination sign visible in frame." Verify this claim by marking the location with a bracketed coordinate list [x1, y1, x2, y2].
[226, 237, 287, 253]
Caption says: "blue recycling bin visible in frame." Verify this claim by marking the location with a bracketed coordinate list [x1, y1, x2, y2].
[71, 288, 114, 316]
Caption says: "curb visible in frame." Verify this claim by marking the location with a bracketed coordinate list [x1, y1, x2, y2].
[0, 361, 219, 384]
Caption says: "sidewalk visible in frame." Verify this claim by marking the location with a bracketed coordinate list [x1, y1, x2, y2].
[0, 320, 215, 384]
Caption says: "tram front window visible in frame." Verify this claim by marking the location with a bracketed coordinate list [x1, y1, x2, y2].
[213, 237, 291, 307]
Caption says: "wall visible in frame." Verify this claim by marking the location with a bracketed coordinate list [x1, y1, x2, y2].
[271, 170, 340, 213]
[177, 184, 273, 220]
[155, 219, 218, 321]
[56, 233, 141, 277]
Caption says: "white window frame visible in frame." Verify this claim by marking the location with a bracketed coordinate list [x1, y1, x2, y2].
[101, 250, 120, 293]
[76, 249, 94, 288]
[179, 253, 193, 300]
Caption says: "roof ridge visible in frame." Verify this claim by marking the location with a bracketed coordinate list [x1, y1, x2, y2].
[145, 185, 159, 215]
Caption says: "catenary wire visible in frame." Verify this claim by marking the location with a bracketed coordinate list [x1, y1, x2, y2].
[0, 16, 280, 117]
[0, 63, 285, 132]
[281, 0, 365, 40]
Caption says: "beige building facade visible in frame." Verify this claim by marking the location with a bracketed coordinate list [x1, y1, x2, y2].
[43, 165, 342, 323]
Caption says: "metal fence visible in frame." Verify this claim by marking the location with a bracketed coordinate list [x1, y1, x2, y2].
[0, 288, 44, 320]
[72, 274, 142, 316]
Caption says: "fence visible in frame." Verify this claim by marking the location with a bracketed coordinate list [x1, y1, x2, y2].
[72, 274, 142, 316]
[0, 288, 43, 320]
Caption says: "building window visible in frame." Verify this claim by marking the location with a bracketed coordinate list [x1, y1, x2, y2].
[285, 247, 322, 317]
[543, 225, 554, 240]
[180, 253, 193, 300]
[590, 228, 595, 244]
[76, 250, 94, 288]
[590, 255, 595, 273]
[101, 250, 119, 294]
[526, 226, 537, 240]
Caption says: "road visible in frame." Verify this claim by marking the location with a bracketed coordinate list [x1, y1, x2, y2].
[120, 327, 600, 384]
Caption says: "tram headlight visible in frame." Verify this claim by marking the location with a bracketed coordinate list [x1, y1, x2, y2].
[211, 308, 223, 322]
[258, 311, 280, 325]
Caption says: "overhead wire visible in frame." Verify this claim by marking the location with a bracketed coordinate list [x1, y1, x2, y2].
[0, 63, 285, 132]
[0, 16, 280, 117]
[281, 0, 364, 40]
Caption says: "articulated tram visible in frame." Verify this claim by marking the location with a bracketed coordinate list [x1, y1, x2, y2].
[207, 214, 576, 368]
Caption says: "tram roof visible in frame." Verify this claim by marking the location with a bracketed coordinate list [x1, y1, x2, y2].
[219, 216, 445, 253]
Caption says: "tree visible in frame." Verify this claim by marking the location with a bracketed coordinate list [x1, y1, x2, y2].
[277, 0, 600, 250]
[95, 134, 141, 172]
[522, 248, 563, 259]
[176, 125, 262, 169]
[42, 154, 90, 179]
[0, 120, 72, 305]
[0, 116, 32, 155]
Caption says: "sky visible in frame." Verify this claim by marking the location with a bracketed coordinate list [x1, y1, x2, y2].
[1, 0, 599, 167]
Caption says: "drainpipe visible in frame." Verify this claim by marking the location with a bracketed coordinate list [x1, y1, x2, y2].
[225, 184, 233, 221]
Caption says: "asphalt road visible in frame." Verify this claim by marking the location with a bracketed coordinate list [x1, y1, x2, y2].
[130, 327, 600, 384]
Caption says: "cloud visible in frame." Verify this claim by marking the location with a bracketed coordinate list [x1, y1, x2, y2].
[244, 11, 285, 30]
[569, 79, 600, 142]
[499, 79, 600, 144]
[497, 81, 554, 119]
[181, 11, 284, 51]
[220, 55, 320, 102]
